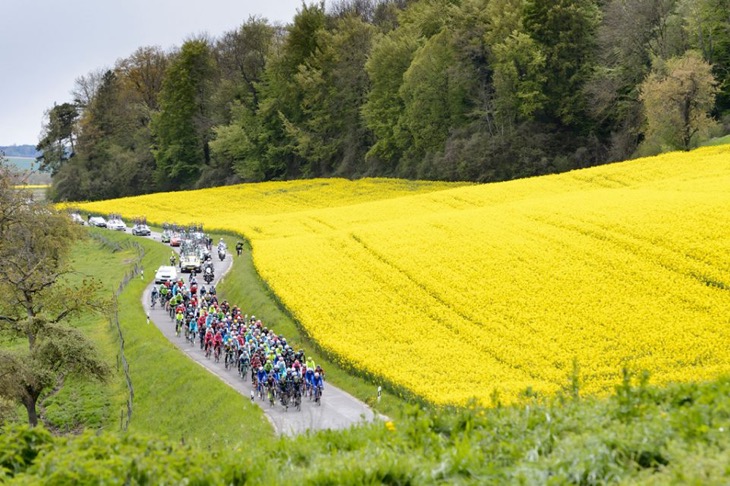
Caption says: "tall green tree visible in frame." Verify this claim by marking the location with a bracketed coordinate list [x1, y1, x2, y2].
[0, 162, 109, 426]
[398, 27, 478, 173]
[152, 38, 217, 188]
[285, 14, 377, 176]
[523, 0, 601, 128]
[362, 27, 420, 171]
[681, 0, 730, 115]
[247, 2, 328, 179]
[208, 18, 278, 184]
[36, 103, 79, 176]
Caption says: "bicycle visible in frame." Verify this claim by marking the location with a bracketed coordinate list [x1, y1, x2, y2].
[280, 387, 289, 411]
[151, 292, 158, 309]
[314, 385, 322, 406]
[238, 358, 249, 380]
[214, 344, 222, 363]
[224, 348, 236, 370]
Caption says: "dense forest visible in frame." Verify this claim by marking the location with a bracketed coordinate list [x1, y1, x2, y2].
[36, 0, 730, 202]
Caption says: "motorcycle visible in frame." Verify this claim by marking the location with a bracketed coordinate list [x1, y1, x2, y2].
[204, 266, 214, 284]
[218, 248, 226, 261]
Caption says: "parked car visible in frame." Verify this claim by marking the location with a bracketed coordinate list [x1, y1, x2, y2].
[154, 265, 178, 284]
[107, 218, 127, 231]
[132, 223, 151, 236]
[88, 216, 107, 228]
[70, 213, 85, 225]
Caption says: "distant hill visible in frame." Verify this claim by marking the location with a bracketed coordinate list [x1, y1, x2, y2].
[1, 144, 39, 158]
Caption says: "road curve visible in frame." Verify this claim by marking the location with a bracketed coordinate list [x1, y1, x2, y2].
[137, 231, 382, 436]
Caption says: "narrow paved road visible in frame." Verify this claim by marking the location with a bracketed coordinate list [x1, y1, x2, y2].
[138, 232, 382, 435]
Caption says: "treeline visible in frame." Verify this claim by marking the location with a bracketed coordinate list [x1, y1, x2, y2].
[0, 145, 39, 158]
[38, 0, 730, 202]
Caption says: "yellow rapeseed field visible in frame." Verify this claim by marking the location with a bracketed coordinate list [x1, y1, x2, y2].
[69, 147, 730, 405]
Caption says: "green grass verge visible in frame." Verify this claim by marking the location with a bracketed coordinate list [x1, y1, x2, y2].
[85, 229, 274, 447]
[702, 134, 730, 146]
[212, 234, 410, 419]
[4, 373, 730, 483]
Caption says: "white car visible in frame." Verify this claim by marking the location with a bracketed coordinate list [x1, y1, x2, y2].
[88, 216, 107, 227]
[154, 265, 178, 284]
[179, 252, 202, 273]
[70, 213, 85, 225]
[107, 218, 127, 231]
[132, 224, 151, 236]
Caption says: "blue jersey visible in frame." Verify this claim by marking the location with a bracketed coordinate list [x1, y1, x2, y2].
[256, 369, 267, 384]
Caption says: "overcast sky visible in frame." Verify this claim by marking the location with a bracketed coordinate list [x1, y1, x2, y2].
[0, 0, 303, 147]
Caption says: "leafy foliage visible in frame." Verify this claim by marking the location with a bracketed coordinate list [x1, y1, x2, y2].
[3, 375, 730, 483]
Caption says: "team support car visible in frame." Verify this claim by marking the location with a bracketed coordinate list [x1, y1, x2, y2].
[179, 251, 202, 273]
[107, 217, 127, 231]
[88, 216, 107, 227]
[154, 265, 178, 284]
[169, 233, 182, 247]
[132, 223, 151, 236]
[160, 229, 172, 243]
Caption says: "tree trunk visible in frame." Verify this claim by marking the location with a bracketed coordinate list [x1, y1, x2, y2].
[23, 395, 39, 427]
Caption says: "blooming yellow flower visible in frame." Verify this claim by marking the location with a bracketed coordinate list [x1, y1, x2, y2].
[68, 147, 730, 406]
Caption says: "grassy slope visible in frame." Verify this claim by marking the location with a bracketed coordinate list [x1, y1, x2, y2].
[702, 134, 730, 146]
[2, 229, 273, 445]
[0, 237, 131, 430]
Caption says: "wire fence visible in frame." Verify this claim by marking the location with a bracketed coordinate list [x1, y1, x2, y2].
[90, 232, 145, 431]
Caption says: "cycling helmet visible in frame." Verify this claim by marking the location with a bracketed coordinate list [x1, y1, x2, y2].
[314, 373, 320, 378]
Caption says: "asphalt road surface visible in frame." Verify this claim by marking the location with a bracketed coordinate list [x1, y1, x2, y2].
[138, 231, 382, 435]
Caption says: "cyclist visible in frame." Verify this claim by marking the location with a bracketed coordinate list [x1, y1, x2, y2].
[313, 372, 324, 402]
[213, 330, 224, 360]
[204, 328, 215, 356]
[188, 317, 198, 343]
[175, 310, 184, 336]
[305, 364, 315, 397]
[256, 366, 267, 398]
[315, 364, 325, 381]
[151, 286, 159, 308]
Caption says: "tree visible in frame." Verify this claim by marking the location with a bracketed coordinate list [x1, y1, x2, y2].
[285, 14, 377, 176]
[243, 2, 327, 179]
[586, 0, 687, 160]
[640, 50, 719, 151]
[680, 0, 730, 114]
[523, 0, 601, 128]
[362, 27, 420, 171]
[492, 32, 547, 125]
[0, 161, 109, 426]
[152, 38, 217, 188]
[36, 102, 79, 176]
[215, 17, 275, 112]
